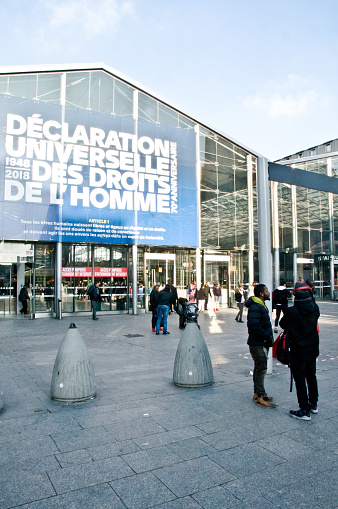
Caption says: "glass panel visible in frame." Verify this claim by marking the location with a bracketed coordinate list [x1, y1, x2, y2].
[159, 103, 179, 127]
[201, 162, 217, 191]
[0, 264, 16, 314]
[235, 169, 248, 191]
[9, 74, 37, 99]
[34, 243, 55, 313]
[114, 79, 133, 117]
[138, 92, 158, 123]
[66, 72, 90, 109]
[74, 245, 91, 312]
[36, 73, 61, 103]
[179, 115, 195, 129]
[89, 71, 114, 114]
[218, 164, 234, 193]
[0, 76, 8, 94]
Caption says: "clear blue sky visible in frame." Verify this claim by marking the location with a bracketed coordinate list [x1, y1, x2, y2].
[1, 0, 337, 160]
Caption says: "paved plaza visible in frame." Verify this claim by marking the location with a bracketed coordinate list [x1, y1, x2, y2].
[0, 301, 337, 508]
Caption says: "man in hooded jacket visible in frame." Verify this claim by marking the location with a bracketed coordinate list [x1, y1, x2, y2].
[280, 283, 320, 420]
[246, 283, 276, 408]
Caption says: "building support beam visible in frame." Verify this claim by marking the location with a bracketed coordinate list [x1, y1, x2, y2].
[257, 157, 273, 374]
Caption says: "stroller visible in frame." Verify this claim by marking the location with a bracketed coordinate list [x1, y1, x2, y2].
[178, 298, 199, 329]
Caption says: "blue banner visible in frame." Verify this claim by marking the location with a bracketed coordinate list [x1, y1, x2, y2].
[0, 94, 198, 246]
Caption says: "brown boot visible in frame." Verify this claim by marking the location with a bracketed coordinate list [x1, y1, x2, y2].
[256, 395, 277, 408]
[253, 393, 273, 402]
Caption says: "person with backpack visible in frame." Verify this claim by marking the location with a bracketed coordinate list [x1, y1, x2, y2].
[245, 283, 276, 408]
[279, 283, 320, 421]
[272, 280, 291, 333]
[87, 281, 103, 320]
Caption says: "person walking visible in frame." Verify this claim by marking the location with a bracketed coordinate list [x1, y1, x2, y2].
[204, 281, 212, 310]
[272, 280, 291, 332]
[18, 284, 30, 315]
[280, 283, 320, 420]
[235, 283, 245, 322]
[212, 281, 221, 311]
[197, 284, 207, 313]
[155, 284, 175, 335]
[245, 283, 276, 408]
[150, 284, 159, 332]
[87, 281, 103, 320]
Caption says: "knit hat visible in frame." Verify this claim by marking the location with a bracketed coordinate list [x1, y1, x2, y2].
[293, 283, 313, 302]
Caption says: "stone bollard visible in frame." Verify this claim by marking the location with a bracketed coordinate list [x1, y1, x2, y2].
[51, 323, 96, 402]
[173, 322, 214, 387]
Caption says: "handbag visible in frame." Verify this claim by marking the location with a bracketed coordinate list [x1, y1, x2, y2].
[274, 330, 293, 392]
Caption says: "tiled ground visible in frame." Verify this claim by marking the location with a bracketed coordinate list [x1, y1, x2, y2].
[0, 301, 337, 508]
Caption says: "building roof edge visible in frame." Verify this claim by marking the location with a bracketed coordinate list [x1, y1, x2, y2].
[0, 62, 263, 159]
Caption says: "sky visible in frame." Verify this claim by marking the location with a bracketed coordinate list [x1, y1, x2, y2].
[0, 0, 337, 161]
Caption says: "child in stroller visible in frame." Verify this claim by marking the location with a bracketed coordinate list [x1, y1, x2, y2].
[177, 298, 199, 329]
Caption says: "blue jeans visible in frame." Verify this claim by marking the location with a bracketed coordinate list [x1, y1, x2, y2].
[156, 305, 169, 333]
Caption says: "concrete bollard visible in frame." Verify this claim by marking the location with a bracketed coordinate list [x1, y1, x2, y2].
[51, 323, 96, 402]
[0, 389, 4, 412]
[173, 322, 214, 387]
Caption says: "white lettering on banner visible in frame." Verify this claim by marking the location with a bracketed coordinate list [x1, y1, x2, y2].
[170, 142, 178, 213]
[61, 266, 128, 277]
[3, 113, 181, 215]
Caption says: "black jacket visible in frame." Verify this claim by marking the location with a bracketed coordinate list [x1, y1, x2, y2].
[156, 285, 175, 307]
[246, 297, 273, 347]
[272, 286, 291, 309]
[279, 300, 320, 360]
[150, 289, 159, 308]
[88, 285, 101, 302]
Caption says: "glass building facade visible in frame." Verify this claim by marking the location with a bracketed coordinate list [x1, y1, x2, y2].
[0, 64, 336, 318]
[275, 143, 338, 298]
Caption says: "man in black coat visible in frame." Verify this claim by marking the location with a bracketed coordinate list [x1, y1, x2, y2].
[87, 281, 102, 320]
[280, 283, 320, 421]
[155, 284, 175, 335]
[246, 283, 276, 408]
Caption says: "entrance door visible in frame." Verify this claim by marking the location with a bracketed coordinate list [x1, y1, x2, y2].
[0, 264, 16, 315]
[145, 253, 176, 308]
[204, 254, 230, 306]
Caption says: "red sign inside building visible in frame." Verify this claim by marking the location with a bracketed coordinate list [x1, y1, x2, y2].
[62, 267, 128, 277]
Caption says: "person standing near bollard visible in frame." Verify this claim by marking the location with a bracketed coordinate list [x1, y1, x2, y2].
[245, 283, 276, 408]
[280, 283, 320, 420]
[87, 281, 103, 320]
[155, 284, 175, 335]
